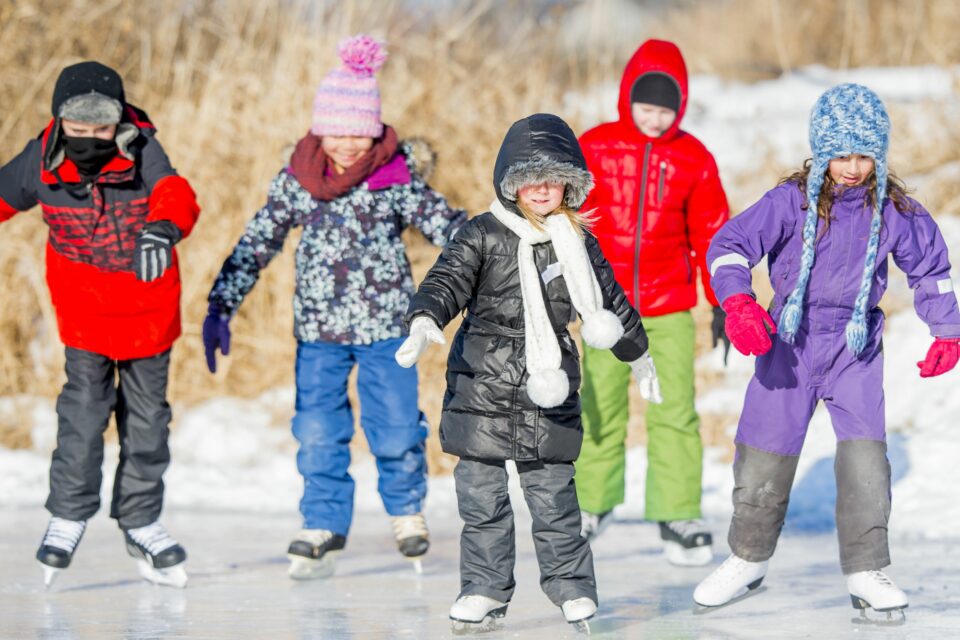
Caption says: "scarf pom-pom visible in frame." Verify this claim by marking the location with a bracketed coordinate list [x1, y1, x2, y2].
[778, 301, 802, 344]
[527, 368, 570, 408]
[581, 310, 624, 350]
[845, 317, 868, 355]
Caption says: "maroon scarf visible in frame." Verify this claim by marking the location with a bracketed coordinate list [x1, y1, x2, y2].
[288, 126, 399, 201]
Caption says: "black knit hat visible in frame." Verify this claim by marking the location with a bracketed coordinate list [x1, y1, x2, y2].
[629, 72, 680, 112]
[51, 61, 125, 124]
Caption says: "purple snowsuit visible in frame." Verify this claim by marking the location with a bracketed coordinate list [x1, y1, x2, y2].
[707, 182, 960, 573]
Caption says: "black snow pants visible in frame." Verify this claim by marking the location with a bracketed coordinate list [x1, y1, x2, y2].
[454, 457, 597, 606]
[45, 347, 172, 530]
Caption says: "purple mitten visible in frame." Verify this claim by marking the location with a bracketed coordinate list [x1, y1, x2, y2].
[202, 304, 231, 373]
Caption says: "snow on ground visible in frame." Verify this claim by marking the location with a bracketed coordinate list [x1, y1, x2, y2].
[3, 65, 960, 550]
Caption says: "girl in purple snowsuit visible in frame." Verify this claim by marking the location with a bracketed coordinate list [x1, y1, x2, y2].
[694, 83, 960, 615]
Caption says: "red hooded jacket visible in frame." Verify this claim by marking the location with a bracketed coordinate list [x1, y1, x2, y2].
[579, 40, 729, 316]
[0, 107, 200, 360]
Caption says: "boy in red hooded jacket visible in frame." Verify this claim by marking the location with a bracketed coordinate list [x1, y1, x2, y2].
[0, 61, 200, 587]
[575, 40, 729, 566]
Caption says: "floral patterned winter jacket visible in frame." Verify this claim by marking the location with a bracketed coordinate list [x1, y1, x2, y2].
[209, 142, 467, 344]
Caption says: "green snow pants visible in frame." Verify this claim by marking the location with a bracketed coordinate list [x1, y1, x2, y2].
[575, 311, 702, 521]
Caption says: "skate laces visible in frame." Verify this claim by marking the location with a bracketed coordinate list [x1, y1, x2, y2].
[294, 528, 335, 545]
[663, 518, 707, 537]
[127, 522, 178, 555]
[864, 570, 894, 587]
[42, 517, 86, 552]
[713, 554, 758, 583]
[391, 514, 428, 541]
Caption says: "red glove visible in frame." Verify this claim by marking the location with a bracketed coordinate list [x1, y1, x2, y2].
[721, 294, 777, 356]
[917, 337, 960, 378]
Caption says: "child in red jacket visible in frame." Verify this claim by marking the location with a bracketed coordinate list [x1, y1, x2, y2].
[0, 61, 200, 588]
[575, 40, 730, 566]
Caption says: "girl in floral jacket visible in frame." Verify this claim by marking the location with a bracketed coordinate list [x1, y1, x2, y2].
[204, 35, 466, 579]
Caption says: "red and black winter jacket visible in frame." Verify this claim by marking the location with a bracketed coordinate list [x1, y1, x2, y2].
[0, 106, 200, 360]
[579, 40, 729, 316]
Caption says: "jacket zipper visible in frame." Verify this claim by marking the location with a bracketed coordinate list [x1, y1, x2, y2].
[633, 143, 653, 307]
[683, 252, 693, 283]
[657, 160, 666, 205]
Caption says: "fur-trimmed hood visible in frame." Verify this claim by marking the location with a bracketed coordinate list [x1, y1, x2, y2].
[494, 113, 594, 213]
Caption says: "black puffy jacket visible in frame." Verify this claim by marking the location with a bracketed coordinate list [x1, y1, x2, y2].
[407, 114, 648, 462]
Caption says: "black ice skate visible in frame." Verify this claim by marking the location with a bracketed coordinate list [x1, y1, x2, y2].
[391, 513, 429, 573]
[659, 519, 713, 566]
[124, 522, 188, 588]
[36, 517, 87, 588]
[287, 529, 347, 580]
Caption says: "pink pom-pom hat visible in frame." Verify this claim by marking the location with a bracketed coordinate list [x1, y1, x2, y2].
[311, 34, 388, 138]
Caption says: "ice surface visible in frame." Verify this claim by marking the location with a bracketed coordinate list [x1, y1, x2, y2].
[2, 506, 958, 639]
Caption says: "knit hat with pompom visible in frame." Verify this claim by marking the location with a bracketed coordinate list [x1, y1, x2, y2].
[311, 34, 387, 138]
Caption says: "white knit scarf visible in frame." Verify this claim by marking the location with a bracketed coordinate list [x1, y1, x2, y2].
[490, 200, 624, 408]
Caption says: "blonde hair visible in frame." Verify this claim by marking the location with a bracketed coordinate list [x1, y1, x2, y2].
[516, 201, 595, 238]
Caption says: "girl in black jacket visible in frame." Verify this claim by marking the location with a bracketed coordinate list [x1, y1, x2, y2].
[395, 114, 659, 632]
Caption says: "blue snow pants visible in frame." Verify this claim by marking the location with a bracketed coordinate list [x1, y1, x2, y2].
[293, 338, 428, 536]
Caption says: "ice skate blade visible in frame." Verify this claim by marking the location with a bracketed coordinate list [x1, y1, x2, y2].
[851, 603, 907, 627]
[571, 619, 591, 635]
[40, 564, 61, 589]
[664, 540, 713, 567]
[287, 551, 338, 580]
[693, 579, 766, 611]
[450, 607, 507, 635]
[136, 559, 187, 588]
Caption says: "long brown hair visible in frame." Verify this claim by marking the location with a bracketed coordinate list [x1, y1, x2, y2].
[780, 159, 915, 233]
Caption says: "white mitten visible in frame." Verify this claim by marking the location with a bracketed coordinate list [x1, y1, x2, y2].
[395, 316, 446, 368]
[629, 352, 663, 404]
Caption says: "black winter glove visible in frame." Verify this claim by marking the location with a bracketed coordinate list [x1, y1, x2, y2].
[712, 305, 732, 366]
[134, 220, 181, 282]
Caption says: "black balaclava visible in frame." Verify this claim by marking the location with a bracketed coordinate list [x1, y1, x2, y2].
[62, 136, 118, 177]
[630, 72, 681, 112]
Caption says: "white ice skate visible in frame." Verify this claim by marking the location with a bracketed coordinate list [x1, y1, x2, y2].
[561, 597, 597, 634]
[36, 517, 87, 589]
[848, 570, 908, 623]
[659, 519, 713, 567]
[391, 513, 429, 574]
[579, 510, 613, 542]
[693, 554, 767, 607]
[449, 594, 508, 634]
[287, 529, 346, 580]
[124, 522, 188, 588]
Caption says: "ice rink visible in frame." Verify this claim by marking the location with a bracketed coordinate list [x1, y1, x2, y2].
[2, 506, 958, 639]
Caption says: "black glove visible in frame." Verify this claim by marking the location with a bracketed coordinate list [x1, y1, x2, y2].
[712, 305, 732, 366]
[134, 221, 181, 282]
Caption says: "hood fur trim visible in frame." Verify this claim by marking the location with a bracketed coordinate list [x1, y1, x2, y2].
[499, 153, 594, 209]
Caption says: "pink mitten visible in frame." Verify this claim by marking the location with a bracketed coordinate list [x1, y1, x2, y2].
[917, 337, 960, 378]
[721, 294, 777, 356]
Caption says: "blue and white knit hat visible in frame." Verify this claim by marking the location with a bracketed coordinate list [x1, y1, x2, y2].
[779, 83, 890, 355]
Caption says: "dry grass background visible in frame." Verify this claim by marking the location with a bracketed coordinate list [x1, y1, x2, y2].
[2, 0, 960, 471]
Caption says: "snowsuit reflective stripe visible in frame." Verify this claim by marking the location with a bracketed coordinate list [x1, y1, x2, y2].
[46, 347, 172, 530]
[575, 311, 702, 520]
[292, 338, 428, 536]
[707, 182, 960, 572]
[454, 458, 597, 606]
